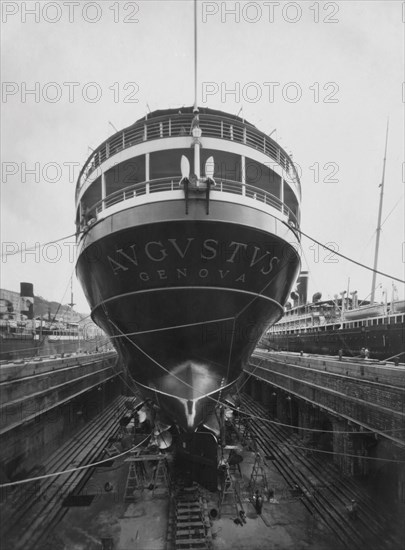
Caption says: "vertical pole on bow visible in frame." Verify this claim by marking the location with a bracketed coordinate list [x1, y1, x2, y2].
[193, 0, 198, 113]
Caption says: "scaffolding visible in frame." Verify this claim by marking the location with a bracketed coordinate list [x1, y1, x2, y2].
[124, 452, 169, 501]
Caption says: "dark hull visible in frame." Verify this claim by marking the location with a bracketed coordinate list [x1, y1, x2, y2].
[77, 219, 300, 430]
[265, 322, 404, 361]
[0, 335, 38, 361]
[0, 335, 103, 361]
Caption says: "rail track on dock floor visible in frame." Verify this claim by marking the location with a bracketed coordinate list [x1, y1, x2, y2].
[167, 482, 212, 550]
[0, 395, 131, 550]
[239, 393, 400, 550]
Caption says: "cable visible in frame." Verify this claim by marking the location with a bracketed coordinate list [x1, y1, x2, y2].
[230, 404, 405, 436]
[109, 316, 235, 337]
[0, 435, 150, 488]
[0, 233, 77, 258]
[261, 439, 405, 464]
[88, 316, 405, 438]
[291, 224, 405, 284]
[381, 195, 404, 227]
[101, 321, 405, 439]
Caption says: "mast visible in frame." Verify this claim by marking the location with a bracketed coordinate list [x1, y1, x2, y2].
[68, 277, 75, 323]
[370, 119, 389, 303]
[193, 0, 198, 113]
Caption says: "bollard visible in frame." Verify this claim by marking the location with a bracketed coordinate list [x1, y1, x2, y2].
[338, 349, 343, 361]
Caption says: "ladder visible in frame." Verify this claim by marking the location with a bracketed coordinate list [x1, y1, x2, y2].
[124, 453, 170, 501]
[248, 453, 268, 496]
[218, 465, 239, 518]
[151, 457, 170, 497]
[241, 419, 257, 451]
[124, 460, 147, 502]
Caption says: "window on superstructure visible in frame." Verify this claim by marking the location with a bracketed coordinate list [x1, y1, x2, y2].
[283, 182, 299, 222]
[80, 176, 102, 217]
[105, 155, 146, 196]
[202, 150, 242, 183]
[150, 149, 192, 180]
[245, 158, 282, 202]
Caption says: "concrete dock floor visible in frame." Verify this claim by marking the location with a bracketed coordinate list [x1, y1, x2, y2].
[42, 448, 345, 550]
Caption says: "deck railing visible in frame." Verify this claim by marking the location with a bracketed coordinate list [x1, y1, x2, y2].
[79, 178, 300, 234]
[76, 112, 301, 196]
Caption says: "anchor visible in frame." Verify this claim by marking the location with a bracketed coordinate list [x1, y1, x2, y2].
[179, 112, 215, 215]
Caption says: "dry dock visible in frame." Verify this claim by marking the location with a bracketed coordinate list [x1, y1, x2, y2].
[1, 350, 404, 549]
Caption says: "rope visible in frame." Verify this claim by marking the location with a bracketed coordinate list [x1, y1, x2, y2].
[0, 435, 150, 488]
[292, 224, 405, 284]
[0, 233, 77, 258]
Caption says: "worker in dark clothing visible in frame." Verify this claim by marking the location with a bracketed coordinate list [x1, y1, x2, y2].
[253, 490, 263, 515]
[347, 499, 358, 519]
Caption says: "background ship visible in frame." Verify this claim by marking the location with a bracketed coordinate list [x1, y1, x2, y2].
[264, 122, 404, 363]
[75, 106, 302, 432]
[263, 272, 405, 361]
[0, 282, 108, 361]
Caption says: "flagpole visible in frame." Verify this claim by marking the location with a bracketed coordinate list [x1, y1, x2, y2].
[193, 0, 198, 112]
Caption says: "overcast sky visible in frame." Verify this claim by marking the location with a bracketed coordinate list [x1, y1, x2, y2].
[1, 0, 404, 313]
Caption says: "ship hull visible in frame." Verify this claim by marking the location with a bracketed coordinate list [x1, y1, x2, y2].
[77, 218, 300, 430]
[0, 335, 102, 361]
[265, 322, 404, 361]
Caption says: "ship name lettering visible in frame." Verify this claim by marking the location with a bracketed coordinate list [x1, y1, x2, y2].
[250, 246, 272, 268]
[249, 247, 280, 275]
[261, 256, 280, 275]
[168, 238, 195, 259]
[226, 241, 248, 263]
[145, 241, 168, 262]
[201, 239, 218, 260]
[107, 245, 138, 274]
[107, 238, 280, 277]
